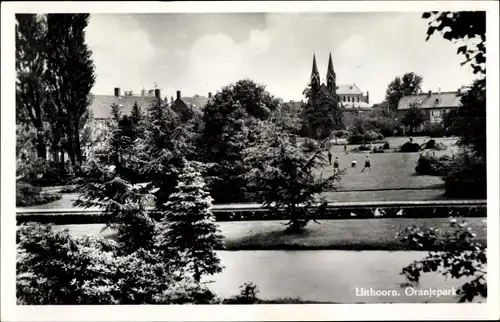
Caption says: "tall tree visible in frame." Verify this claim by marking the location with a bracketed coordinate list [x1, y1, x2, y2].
[244, 121, 342, 234]
[301, 84, 343, 140]
[385, 73, 423, 111]
[401, 103, 426, 133]
[75, 104, 156, 253]
[15, 14, 48, 160]
[159, 160, 224, 283]
[45, 14, 96, 169]
[137, 98, 197, 209]
[129, 101, 144, 138]
[199, 79, 280, 203]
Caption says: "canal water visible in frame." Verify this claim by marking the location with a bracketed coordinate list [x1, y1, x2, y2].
[206, 250, 481, 303]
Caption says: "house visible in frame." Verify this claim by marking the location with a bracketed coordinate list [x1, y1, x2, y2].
[89, 87, 212, 125]
[170, 90, 212, 121]
[90, 87, 160, 126]
[396, 89, 462, 132]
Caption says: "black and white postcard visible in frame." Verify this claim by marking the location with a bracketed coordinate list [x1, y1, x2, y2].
[1, 1, 499, 321]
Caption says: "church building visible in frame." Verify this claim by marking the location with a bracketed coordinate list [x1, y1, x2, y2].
[309, 53, 371, 109]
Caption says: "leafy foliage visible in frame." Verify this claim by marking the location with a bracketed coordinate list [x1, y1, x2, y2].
[45, 14, 96, 168]
[75, 104, 156, 253]
[199, 80, 279, 203]
[385, 72, 423, 110]
[399, 217, 487, 302]
[138, 98, 198, 209]
[445, 79, 486, 160]
[422, 12, 486, 199]
[16, 223, 217, 304]
[16, 14, 48, 159]
[443, 149, 486, 199]
[401, 104, 426, 132]
[16, 183, 61, 207]
[415, 152, 452, 176]
[244, 121, 342, 234]
[223, 282, 260, 304]
[301, 83, 343, 139]
[158, 161, 224, 283]
[422, 11, 486, 75]
[129, 100, 145, 140]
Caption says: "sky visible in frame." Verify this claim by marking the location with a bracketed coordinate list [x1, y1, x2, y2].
[85, 12, 477, 104]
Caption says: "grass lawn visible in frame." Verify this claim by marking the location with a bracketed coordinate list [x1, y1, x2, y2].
[53, 217, 486, 251]
[314, 136, 459, 192]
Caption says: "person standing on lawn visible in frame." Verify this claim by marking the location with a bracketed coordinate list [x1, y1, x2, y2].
[333, 157, 340, 173]
[344, 144, 348, 154]
[361, 155, 371, 172]
[327, 150, 332, 165]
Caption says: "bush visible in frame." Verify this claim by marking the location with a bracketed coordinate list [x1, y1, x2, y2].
[27, 161, 73, 187]
[383, 142, 390, 149]
[347, 134, 364, 145]
[399, 141, 421, 152]
[358, 145, 371, 151]
[399, 218, 487, 302]
[332, 130, 351, 138]
[444, 151, 486, 199]
[415, 152, 452, 176]
[59, 185, 78, 193]
[16, 183, 61, 207]
[16, 223, 218, 304]
[17, 204, 487, 225]
[424, 139, 437, 149]
[301, 138, 319, 152]
[223, 282, 260, 304]
[423, 122, 446, 138]
[364, 130, 384, 141]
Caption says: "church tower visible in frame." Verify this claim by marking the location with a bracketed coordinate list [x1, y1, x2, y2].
[310, 53, 321, 91]
[326, 52, 336, 95]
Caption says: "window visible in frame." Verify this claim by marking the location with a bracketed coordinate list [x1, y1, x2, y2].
[357, 97, 360, 102]
[343, 96, 346, 102]
[348, 96, 351, 102]
[431, 110, 441, 117]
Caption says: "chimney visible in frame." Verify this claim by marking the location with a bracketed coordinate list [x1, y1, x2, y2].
[428, 90, 432, 97]
[438, 87, 441, 94]
[366, 91, 369, 104]
[208, 92, 212, 99]
[176, 90, 181, 100]
[114, 87, 121, 97]
[155, 89, 161, 99]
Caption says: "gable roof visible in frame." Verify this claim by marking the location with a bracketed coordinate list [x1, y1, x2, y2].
[90, 95, 158, 119]
[397, 91, 461, 110]
[178, 96, 210, 112]
[336, 84, 363, 95]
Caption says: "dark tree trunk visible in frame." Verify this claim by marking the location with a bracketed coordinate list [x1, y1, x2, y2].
[35, 131, 47, 160]
[66, 111, 76, 168]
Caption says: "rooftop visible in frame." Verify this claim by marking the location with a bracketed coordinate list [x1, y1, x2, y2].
[336, 84, 364, 95]
[397, 91, 462, 110]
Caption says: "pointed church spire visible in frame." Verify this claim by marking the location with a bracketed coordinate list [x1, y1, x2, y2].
[310, 53, 320, 90]
[326, 52, 336, 94]
[312, 53, 319, 75]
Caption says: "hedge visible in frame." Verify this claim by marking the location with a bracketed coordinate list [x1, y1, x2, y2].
[16, 205, 486, 225]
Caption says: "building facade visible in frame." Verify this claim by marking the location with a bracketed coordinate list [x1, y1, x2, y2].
[396, 90, 462, 132]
